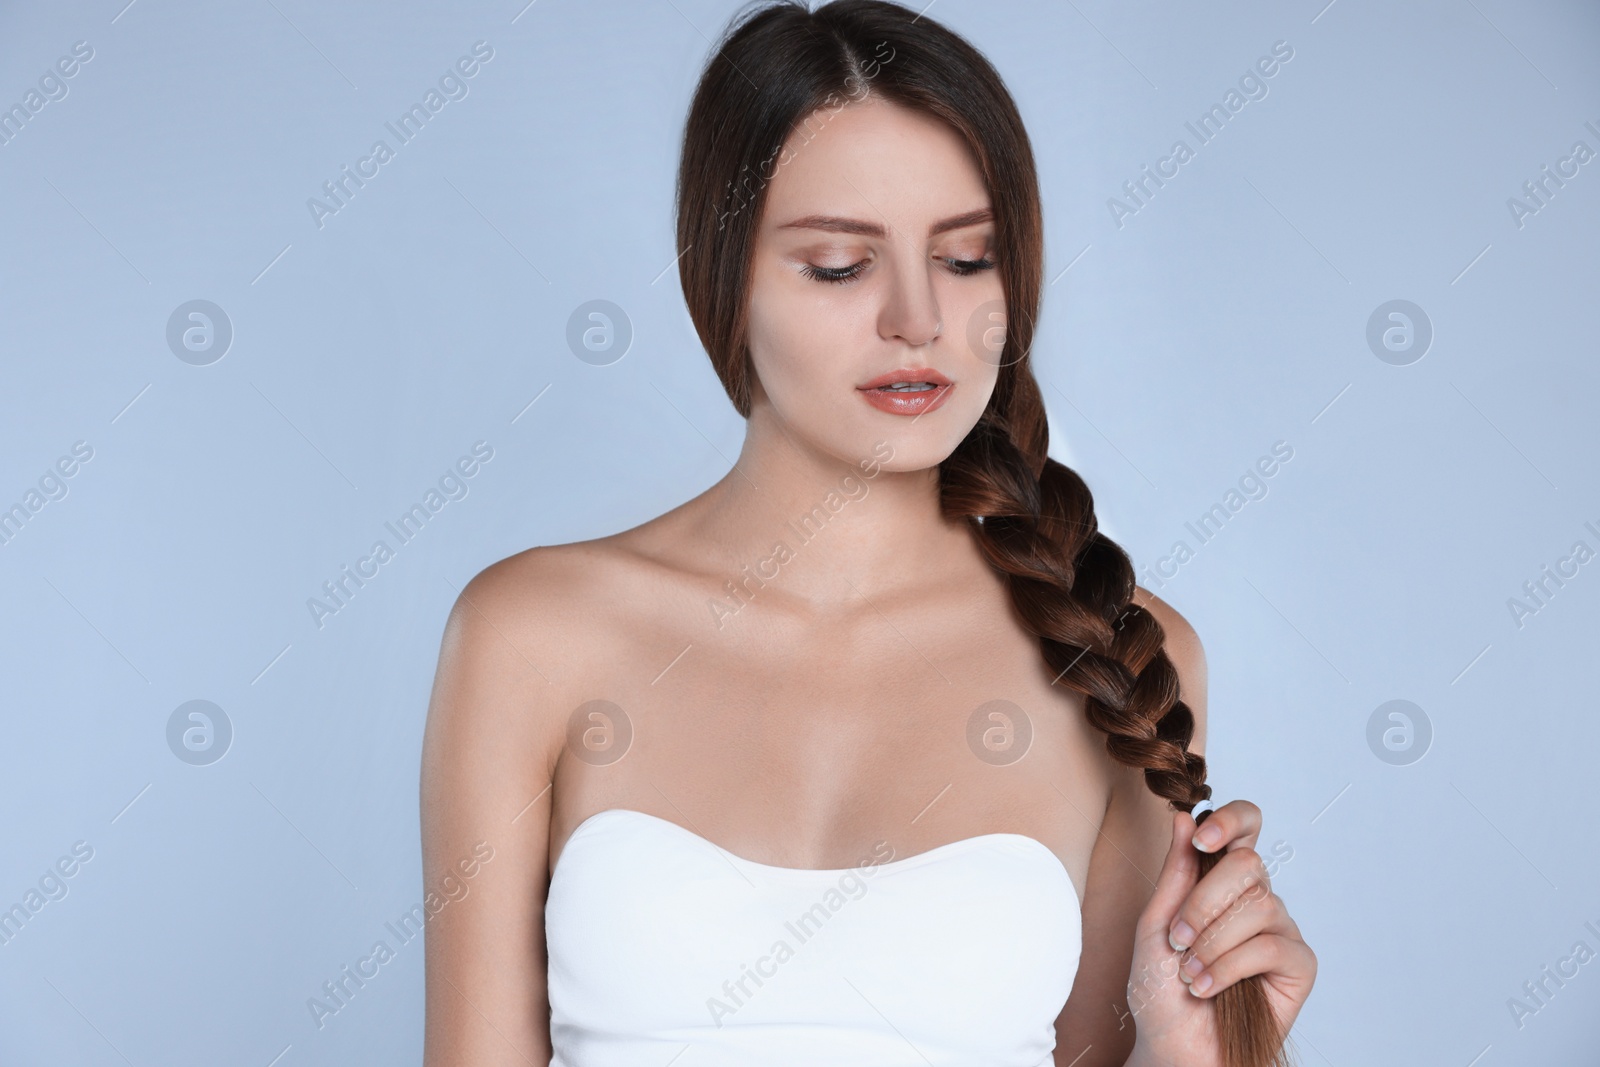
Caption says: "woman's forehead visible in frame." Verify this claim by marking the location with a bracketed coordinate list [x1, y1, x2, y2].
[761, 101, 991, 232]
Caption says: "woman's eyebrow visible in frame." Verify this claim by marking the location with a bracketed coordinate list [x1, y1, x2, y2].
[776, 207, 993, 238]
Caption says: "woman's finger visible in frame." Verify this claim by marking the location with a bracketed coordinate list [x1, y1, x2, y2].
[1138, 810, 1202, 948]
[1184, 932, 1319, 1003]
[1167, 845, 1272, 952]
[1191, 797, 1262, 855]
[1177, 890, 1293, 984]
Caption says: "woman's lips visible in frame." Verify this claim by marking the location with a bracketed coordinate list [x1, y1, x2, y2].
[857, 379, 954, 416]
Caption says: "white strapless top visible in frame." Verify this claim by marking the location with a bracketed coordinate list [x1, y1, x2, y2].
[545, 808, 1083, 1066]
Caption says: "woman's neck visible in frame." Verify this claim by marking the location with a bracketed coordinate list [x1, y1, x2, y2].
[681, 405, 981, 612]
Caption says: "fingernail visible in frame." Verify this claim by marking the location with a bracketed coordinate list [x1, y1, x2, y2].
[1195, 824, 1222, 851]
[1169, 920, 1195, 951]
[1183, 954, 1205, 978]
[1189, 971, 1213, 995]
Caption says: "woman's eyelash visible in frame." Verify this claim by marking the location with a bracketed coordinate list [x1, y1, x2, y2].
[800, 262, 866, 284]
[799, 256, 996, 285]
[947, 256, 996, 275]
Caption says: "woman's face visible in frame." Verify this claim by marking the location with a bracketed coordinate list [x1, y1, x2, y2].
[745, 96, 1005, 473]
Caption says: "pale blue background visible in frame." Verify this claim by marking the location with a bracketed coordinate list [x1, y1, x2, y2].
[2, 0, 1597, 1064]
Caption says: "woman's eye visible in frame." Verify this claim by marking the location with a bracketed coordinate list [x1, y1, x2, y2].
[800, 261, 867, 285]
[799, 255, 995, 284]
[947, 256, 996, 276]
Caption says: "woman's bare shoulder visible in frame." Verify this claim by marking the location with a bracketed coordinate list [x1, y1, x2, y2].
[1132, 585, 1203, 675]
[422, 534, 662, 805]
[1088, 587, 1211, 820]
[1132, 584, 1208, 753]
[444, 534, 655, 679]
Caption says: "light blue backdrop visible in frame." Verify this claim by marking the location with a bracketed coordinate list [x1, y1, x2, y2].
[2, 0, 1597, 1064]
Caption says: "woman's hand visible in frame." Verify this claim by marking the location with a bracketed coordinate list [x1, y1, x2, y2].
[1122, 800, 1317, 1067]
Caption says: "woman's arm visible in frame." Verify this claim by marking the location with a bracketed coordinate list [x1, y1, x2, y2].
[1053, 589, 1208, 1066]
[1118, 594, 1317, 1065]
[421, 557, 569, 1067]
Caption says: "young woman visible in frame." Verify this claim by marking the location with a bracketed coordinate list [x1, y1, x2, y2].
[420, 3, 1316, 1065]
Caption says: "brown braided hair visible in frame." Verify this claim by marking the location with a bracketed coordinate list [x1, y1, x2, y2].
[674, 3, 1288, 1064]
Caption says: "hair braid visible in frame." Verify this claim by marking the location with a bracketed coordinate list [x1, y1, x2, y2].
[940, 413, 1211, 809]
[943, 409, 1291, 1067]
